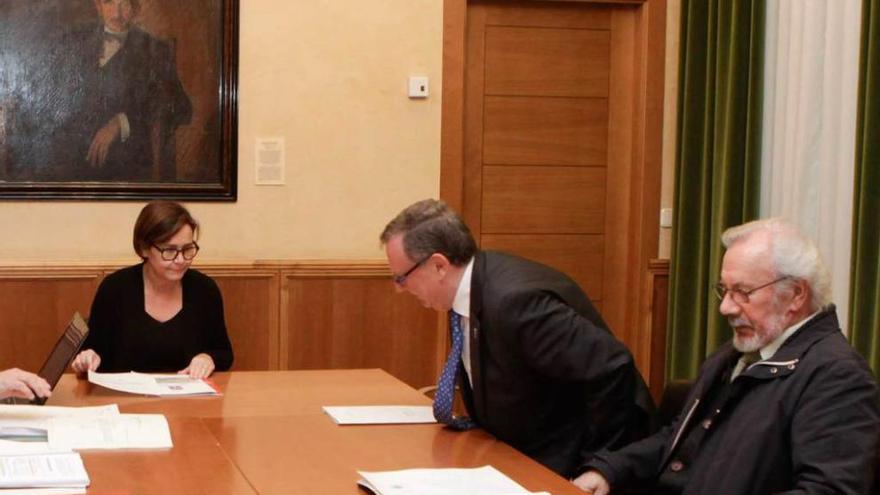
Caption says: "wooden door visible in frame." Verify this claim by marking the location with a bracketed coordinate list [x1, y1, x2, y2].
[442, 0, 665, 372]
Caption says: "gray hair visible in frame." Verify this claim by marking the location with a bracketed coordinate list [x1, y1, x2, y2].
[379, 199, 476, 266]
[721, 218, 832, 311]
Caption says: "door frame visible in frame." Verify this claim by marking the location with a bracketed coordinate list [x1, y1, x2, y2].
[439, 0, 667, 379]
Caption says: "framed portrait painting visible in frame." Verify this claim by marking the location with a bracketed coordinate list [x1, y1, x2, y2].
[0, 0, 238, 200]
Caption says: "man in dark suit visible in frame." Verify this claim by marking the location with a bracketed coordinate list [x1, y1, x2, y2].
[380, 198, 654, 484]
[576, 218, 880, 494]
[52, 0, 191, 181]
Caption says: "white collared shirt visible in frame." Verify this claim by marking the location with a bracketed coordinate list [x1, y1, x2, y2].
[451, 258, 475, 386]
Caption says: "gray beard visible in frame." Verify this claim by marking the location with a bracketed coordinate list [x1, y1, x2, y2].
[730, 313, 787, 353]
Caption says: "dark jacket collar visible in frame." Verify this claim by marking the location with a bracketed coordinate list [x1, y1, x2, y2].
[697, 307, 839, 387]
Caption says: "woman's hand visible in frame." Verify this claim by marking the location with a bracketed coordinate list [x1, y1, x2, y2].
[179, 353, 215, 379]
[71, 349, 102, 377]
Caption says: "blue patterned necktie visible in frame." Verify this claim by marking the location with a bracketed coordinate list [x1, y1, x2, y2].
[432, 311, 476, 430]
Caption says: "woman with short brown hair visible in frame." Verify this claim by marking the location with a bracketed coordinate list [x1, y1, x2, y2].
[72, 201, 233, 378]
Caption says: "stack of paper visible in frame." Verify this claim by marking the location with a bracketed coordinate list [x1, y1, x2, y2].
[357, 466, 551, 495]
[0, 404, 172, 450]
[88, 371, 220, 396]
[0, 450, 89, 493]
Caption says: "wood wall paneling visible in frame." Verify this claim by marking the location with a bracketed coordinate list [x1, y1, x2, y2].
[203, 270, 279, 372]
[647, 259, 669, 403]
[0, 272, 101, 371]
[285, 276, 441, 389]
[0, 262, 441, 390]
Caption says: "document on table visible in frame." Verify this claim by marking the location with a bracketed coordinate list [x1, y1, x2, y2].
[0, 489, 85, 495]
[48, 414, 172, 450]
[0, 404, 172, 450]
[0, 452, 89, 490]
[356, 465, 551, 495]
[88, 371, 220, 396]
[322, 406, 436, 425]
[0, 404, 119, 419]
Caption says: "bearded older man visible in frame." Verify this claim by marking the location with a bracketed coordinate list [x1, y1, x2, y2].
[576, 218, 880, 495]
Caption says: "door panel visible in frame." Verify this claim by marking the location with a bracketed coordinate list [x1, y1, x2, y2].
[481, 234, 605, 298]
[483, 96, 608, 166]
[481, 165, 606, 233]
[484, 26, 610, 97]
[464, 1, 634, 342]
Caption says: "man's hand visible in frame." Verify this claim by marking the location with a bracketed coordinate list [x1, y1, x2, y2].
[0, 368, 51, 400]
[71, 349, 102, 376]
[179, 353, 215, 379]
[87, 116, 122, 167]
[572, 470, 611, 495]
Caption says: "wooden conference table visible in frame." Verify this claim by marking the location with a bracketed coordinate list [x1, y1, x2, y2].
[48, 370, 585, 494]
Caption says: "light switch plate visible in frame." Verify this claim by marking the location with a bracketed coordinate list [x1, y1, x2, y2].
[408, 76, 429, 98]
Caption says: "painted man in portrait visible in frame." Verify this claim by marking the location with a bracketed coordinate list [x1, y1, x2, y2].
[51, 0, 192, 181]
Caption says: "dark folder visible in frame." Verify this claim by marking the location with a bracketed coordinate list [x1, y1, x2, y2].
[7, 312, 89, 405]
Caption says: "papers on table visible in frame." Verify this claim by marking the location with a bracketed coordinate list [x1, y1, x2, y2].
[88, 371, 220, 396]
[0, 452, 89, 491]
[322, 406, 436, 425]
[0, 403, 172, 451]
[357, 466, 550, 495]
[49, 414, 172, 450]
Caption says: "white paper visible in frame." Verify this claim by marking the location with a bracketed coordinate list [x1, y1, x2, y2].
[0, 488, 85, 494]
[323, 406, 436, 425]
[48, 414, 172, 450]
[0, 403, 170, 451]
[357, 465, 547, 495]
[0, 405, 119, 419]
[88, 371, 219, 396]
[0, 453, 89, 489]
[0, 440, 71, 456]
[150, 374, 219, 396]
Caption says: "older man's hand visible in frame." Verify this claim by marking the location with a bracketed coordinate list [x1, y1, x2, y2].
[572, 470, 611, 495]
[0, 368, 51, 400]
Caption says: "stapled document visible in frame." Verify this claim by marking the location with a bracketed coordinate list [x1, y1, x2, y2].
[322, 406, 436, 425]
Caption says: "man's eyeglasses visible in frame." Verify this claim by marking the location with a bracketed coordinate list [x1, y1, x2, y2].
[392, 254, 432, 285]
[152, 242, 200, 261]
[713, 276, 789, 304]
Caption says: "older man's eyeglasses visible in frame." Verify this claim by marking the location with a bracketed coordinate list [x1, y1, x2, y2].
[152, 242, 200, 261]
[713, 276, 790, 304]
[392, 254, 432, 285]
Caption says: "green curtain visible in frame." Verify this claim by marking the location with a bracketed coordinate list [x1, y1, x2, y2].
[849, 0, 880, 376]
[666, 0, 765, 381]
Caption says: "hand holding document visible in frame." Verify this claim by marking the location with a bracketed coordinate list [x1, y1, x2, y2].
[88, 371, 220, 396]
[357, 466, 551, 495]
[322, 406, 436, 425]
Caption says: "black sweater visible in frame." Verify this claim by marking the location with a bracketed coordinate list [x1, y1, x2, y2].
[82, 263, 233, 372]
